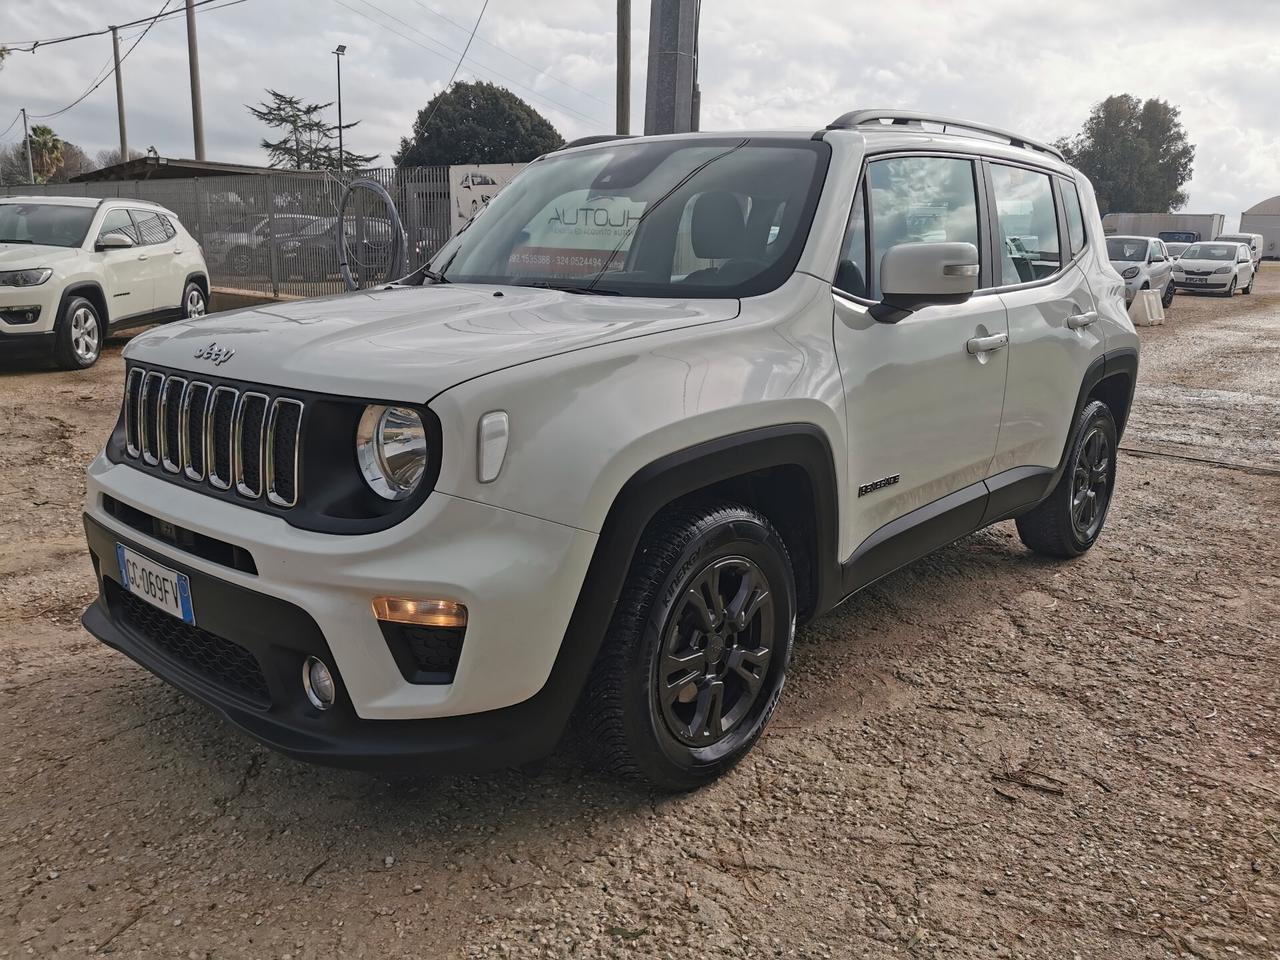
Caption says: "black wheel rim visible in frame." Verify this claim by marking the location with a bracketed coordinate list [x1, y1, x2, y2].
[655, 556, 775, 748]
[1071, 425, 1111, 540]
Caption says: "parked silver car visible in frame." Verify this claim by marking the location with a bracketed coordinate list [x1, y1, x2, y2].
[1106, 235, 1174, 308]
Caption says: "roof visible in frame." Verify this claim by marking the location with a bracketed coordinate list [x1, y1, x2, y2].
[1242, 196, 1280, 216]
[71, 155, 281, 183]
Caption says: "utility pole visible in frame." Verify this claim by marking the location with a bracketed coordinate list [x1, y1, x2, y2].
[111, 26, 128, 161]
[333, 45, 347, 170]
[644, 0, 699, 135]
[185, 0, 207, 159]
[20, 108, 35, 183]
[616, 0, 630, 135]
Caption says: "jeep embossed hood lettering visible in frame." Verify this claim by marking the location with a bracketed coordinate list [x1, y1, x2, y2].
[124, 285, 740, 399]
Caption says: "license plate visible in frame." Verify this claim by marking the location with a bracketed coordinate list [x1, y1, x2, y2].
[1185, 277, 1207, 284]
[116, 544, 195, 625]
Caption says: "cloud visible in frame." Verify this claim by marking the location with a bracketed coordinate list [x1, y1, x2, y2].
[3, 0, 1277, 226]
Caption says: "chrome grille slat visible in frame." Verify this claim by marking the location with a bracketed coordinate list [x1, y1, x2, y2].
[233, 392, 269, 499]
[206, 386, 239, 490]
[159, 377, 187, 474]
[266, 398, 305, 507]
[181, 381, 211, 481]
[140, 372, 165, 465]
[121, 366, 304, 509]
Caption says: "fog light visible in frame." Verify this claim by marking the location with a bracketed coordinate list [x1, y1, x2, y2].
[372, 596, 468, 629]
[303, 656, 336, 710]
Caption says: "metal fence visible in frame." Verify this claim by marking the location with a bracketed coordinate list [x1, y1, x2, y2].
[14, 166, 453, 299]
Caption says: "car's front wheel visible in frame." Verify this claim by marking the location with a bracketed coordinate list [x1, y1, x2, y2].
[1161, 280, 1175, 308]
[182, 281, 207, 319]
[1016, 400, 1117, 558]
[582, 503, 796, 790]
[1223, 276, 1238, 297]
[53, 295, 103, 370]
[1243, 272, 1255, 295]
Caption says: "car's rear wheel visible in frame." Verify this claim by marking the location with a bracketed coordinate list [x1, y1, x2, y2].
[581, 503, 795, 790]
[53, 296, 103, 370]
[1015, 400, 1118, 559]
[182, 281, 207, 319]
[1161, 280, 1175, 307]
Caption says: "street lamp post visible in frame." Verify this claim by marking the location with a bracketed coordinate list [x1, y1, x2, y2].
[333, 45, 347, 171]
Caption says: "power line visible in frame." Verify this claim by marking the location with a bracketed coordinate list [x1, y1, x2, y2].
[29, 5, 173, 121]
[415, 0, 490, 135]
[332, 0, 605, 125]
[404, 0, 613, 108]
[0, 112, 21, 140]
[0, 0, 249, 53]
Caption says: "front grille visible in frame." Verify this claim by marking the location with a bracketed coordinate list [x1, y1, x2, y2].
[114, 585, 270, 706]
[122, 367, 304, 509]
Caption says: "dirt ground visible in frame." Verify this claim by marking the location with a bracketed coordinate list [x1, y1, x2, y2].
[1, 276, 1277, 960]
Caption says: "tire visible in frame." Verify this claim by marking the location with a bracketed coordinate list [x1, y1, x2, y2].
[581, 503, 796, 790]
[1243, 272, 1254, 295]
[1222, 276, 1237, 297]
[226, 246, 254, 276]
[1015, 400, 1118, 559]
[52, 295, 103, 370]
[181, 281, 207, 319]
[1161, 280, 1175, 308]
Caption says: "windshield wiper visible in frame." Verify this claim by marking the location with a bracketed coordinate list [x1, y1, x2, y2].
[515, 280, 622, 296]
[0, 238, 34, 244]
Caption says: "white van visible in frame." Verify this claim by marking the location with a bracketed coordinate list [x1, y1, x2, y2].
[1215, 233, 1264, 270]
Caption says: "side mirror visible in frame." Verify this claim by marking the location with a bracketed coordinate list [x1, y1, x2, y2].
[870, 241, 980, 324]
[96, 233, 135, 251]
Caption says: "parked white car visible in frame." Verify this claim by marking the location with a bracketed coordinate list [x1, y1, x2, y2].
[1172, 241, 1255, 296]
[80, 112, 1139, 790]
[1214, 232, 1263, 271]
[0, 197, 209, 369]
[1106, 235, 1175, 308]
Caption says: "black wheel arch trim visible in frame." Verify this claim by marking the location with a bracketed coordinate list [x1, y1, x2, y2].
[184, 272, 210, 298]
[59, 281, 111, 326]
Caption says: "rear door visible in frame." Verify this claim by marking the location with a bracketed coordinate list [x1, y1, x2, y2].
[131, 209, 180, 310]
[990, 165, 1104, 488]
[832, 153, 1010, 550]
[93, 209, 152, 319]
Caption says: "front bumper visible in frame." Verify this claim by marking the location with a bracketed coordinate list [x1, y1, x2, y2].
[0, 282, 61, 336]
[1173, 275, 1231, 290]
[81, 454, 601, 770]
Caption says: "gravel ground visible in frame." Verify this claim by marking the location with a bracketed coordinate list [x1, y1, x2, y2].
[1, 276, 1277, 959]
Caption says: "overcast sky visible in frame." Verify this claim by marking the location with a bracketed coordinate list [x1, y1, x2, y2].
[3, 0, 1278, 229]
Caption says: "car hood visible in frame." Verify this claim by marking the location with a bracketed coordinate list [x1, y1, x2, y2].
[124, 283, 741, 401]
[1176, 258, 1232, 270]
[0, 243, 81, 268]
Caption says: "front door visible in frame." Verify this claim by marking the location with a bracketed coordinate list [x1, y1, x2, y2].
[832, 154, 1009, 555]
[93, 209, 153, 320]
[130, 209, 179, 311]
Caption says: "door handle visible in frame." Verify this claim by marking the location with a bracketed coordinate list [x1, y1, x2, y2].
[1067, 310, 1098, 329]
[173, 248, 183, 254]
[965, 332, 1008, 355]
[137, 254, 149, 261]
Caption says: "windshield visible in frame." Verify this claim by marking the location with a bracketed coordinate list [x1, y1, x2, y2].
[0, 203, 96, 248]
[429, 137, 830, 297]
[1183, 244, 1237, 261]
[1106, 238, 1149, 262]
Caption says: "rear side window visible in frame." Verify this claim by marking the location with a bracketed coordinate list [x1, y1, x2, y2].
[865, 156, 980, 300]
[1060, 181, 1087, 257]
[990, 164, 1061, 286]
[132, 210, 173, 245]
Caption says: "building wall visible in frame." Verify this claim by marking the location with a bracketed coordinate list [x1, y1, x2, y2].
[1239, 214, 1280, 260]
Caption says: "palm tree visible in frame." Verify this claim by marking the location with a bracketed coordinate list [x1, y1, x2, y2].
[27, 125, 64, 182]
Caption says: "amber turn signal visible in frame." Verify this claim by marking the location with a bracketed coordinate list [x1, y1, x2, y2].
[372, 596, 468, 629]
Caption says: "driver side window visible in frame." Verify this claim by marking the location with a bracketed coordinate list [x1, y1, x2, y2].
[97, 209, 138, 245]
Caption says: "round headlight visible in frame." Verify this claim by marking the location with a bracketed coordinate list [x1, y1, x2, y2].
[356, 405, 428, 500]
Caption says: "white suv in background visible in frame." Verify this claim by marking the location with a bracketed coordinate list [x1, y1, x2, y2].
[80, 112, 1139, 790]
[0, 197, 209, 369]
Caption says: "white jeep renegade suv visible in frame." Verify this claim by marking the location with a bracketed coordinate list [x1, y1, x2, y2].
[80, 111, 1138, 790]
[0, 196, 209, 369]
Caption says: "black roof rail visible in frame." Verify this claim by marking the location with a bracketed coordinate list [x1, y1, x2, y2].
[558, 134, 636, 151]
[826, 109, 1065, 162]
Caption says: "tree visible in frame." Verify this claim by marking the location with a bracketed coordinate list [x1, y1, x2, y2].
[394, 81, 564, 167]
[0, 144, 32, 186]
[1056, 95, 1195, 216]
[26, 125, 64, 183]
[96, 147, 145, 168]
[246, 89, 377, 170]
[48, 142, 97, 183]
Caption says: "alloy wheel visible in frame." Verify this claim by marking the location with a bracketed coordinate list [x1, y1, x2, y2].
[70, 306, 100, 363]
[1070, 424, 1111, 540]
[654, 556, 775, 747]
[186, 288, 206, 318]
